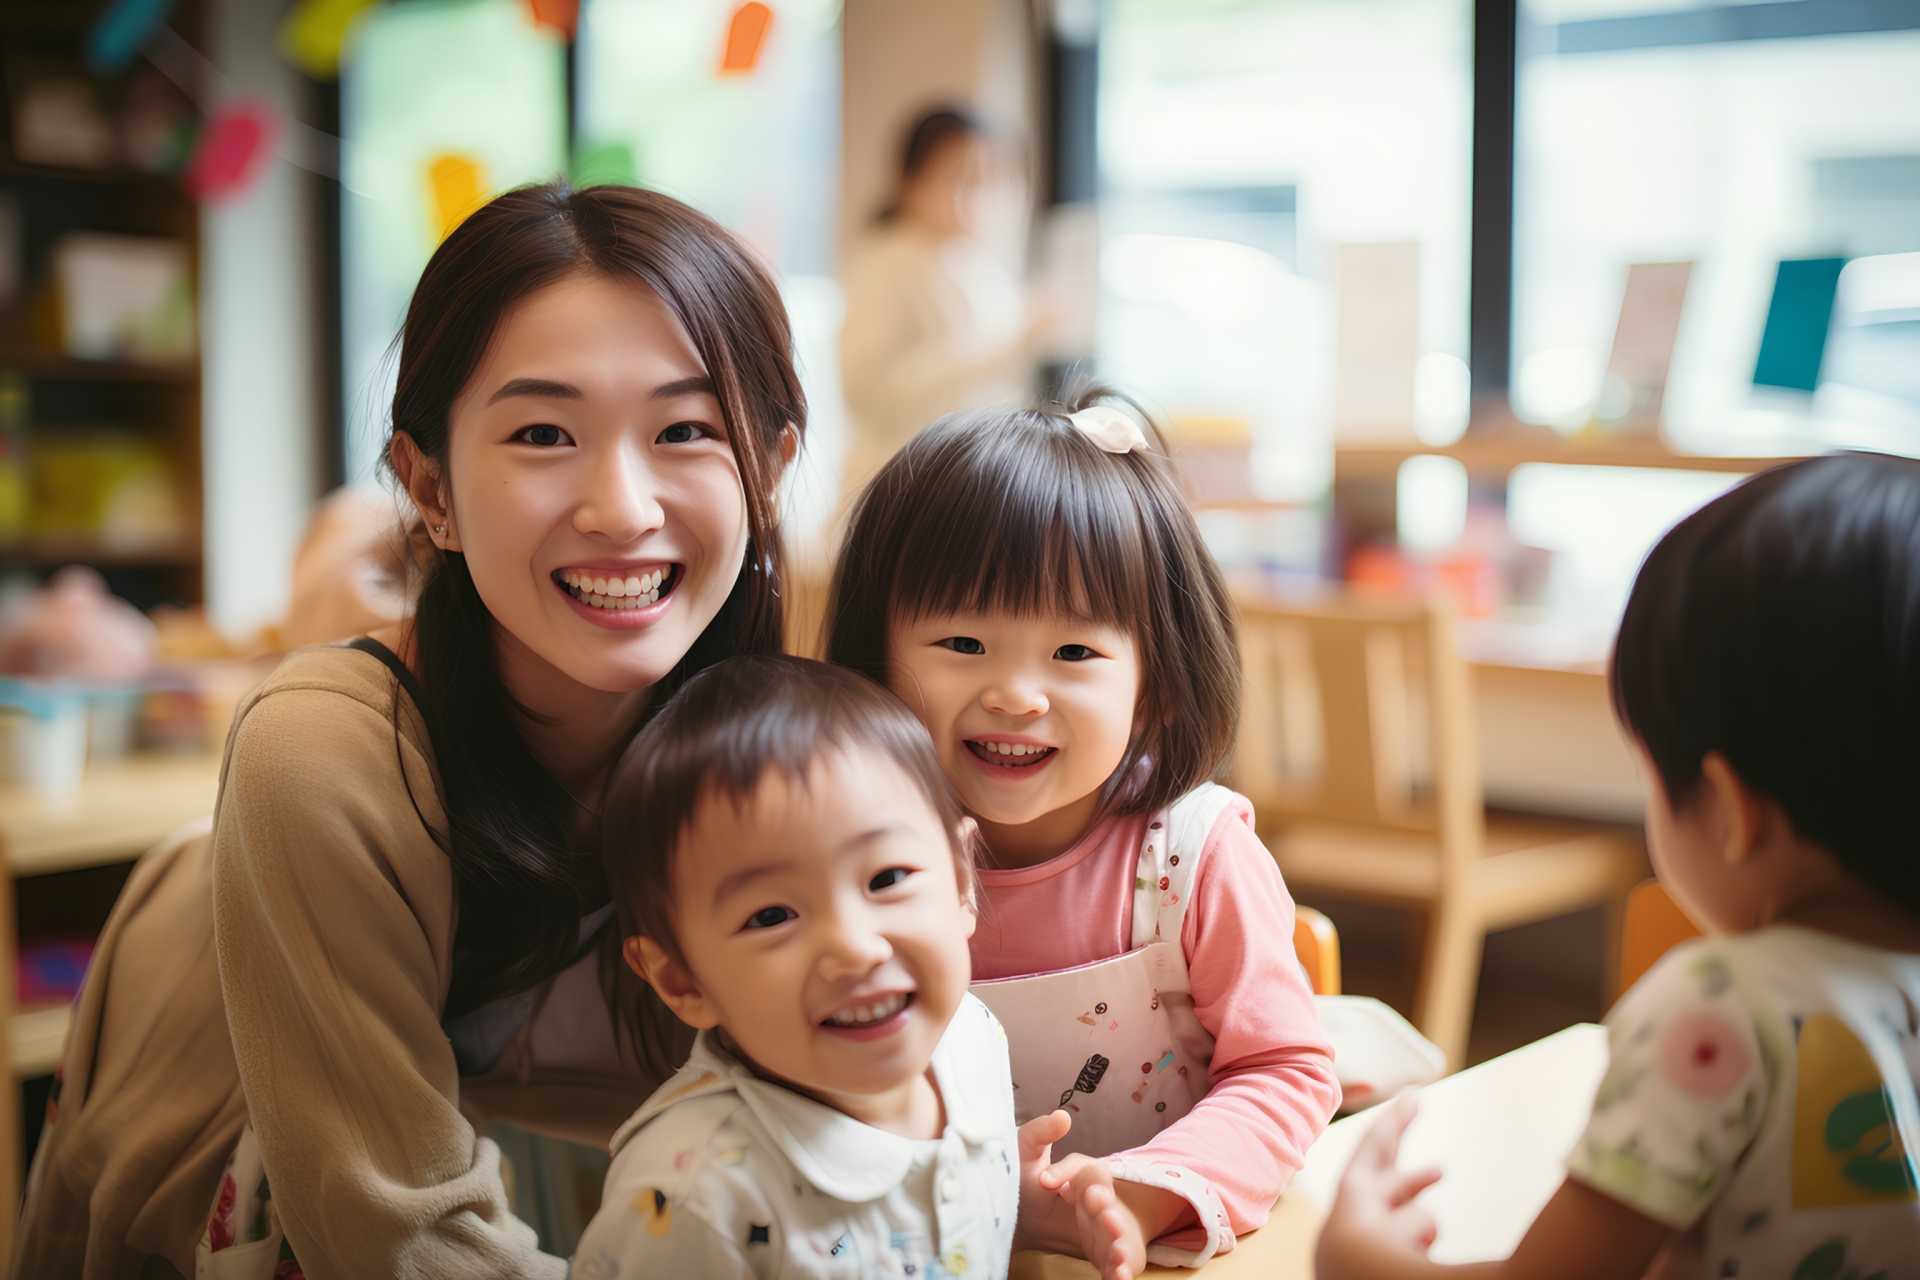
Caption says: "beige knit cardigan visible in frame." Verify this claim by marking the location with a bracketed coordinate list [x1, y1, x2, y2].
[11, 645, 663, 1280]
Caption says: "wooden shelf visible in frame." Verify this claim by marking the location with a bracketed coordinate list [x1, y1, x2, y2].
[0, 350, 197, 384]
[2, 751, 221, 878]
[9, 1006, 67, 1079]
[0, 534, 201, 568]
[0, 158, 180, 189]
[1337, 423, 1808, 483]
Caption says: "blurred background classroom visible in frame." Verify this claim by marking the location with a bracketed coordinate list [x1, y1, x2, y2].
[0, 0, 1917, 1209]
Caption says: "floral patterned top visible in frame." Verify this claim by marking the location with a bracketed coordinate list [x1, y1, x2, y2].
[1568, 926, 1920, 1279]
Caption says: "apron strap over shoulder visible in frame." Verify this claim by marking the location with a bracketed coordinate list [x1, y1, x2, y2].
[1129, 783, 1239, 953]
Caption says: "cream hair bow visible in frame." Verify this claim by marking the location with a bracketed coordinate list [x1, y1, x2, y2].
[1067, 406, 1151, 454]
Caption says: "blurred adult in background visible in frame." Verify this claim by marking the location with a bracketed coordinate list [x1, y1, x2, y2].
[839, 108, 1050, 492]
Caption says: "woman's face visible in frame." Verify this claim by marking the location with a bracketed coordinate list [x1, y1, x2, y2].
[901, 134, 993, 238]
[426, 273, 751, 694]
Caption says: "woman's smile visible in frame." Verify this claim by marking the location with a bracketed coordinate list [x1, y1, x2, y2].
[552, 562, 680, 629]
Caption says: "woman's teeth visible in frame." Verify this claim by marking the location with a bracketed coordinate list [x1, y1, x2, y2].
[558, 567, 670, 609]
[824, 992, 910, 1027]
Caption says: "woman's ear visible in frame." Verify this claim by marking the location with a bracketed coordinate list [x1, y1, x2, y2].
[779, 423, 800, 467]
[623, 936, 721, 1029]
[390, 431, 461, 552]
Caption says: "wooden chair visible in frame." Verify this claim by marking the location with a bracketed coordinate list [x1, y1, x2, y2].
[1293, 904, 1341, 996]
[1236, 595, 1646, 1069]
[1618, 878, 1701, 993]
[783, 571, 831, 660]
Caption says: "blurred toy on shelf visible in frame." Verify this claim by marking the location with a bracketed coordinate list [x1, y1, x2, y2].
[0, 372, 29, 541]
[0, 677, 87, 793]
[29, 428, 187, 552]
[4, 61, 117, 170]
[17, 937, 95, 1006]
[0, 565, 158, 684]
[50, 234, 196, 365]
[116, 66, 199, 174]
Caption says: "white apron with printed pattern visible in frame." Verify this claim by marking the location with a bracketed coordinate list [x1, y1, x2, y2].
[968, 783, 1236, 1162]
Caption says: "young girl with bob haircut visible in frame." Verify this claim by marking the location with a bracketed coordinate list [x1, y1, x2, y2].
[1319, 453, 1920, 1280]
[826, 389, 1340, 1277]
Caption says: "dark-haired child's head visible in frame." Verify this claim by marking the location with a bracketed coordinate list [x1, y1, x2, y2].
[1613, 452, 1920, 925]
[602, 654, 977, 1118]
[825, 389, 1241, 846]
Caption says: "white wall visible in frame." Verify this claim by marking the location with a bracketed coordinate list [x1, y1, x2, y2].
[200, 0, 321, 638]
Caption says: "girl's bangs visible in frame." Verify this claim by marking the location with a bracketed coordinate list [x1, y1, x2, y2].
[883, 421, 1156, 628]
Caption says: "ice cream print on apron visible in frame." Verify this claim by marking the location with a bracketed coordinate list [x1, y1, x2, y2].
[970, 784, 1236, 1162]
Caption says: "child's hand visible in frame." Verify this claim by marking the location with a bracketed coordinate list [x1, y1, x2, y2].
[1013, 1113, 1142, 1278]
[1315, 1093, 1444, 1280]
[1037, 1154, 1147, 1280]
[1014, 1111, 1081, 1256]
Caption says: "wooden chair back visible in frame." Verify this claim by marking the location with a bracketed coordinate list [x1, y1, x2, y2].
[784, 571, 831, 660]
[1293, 905, 1341, 995]
[1618, 878, 1701, 992]
[1236, 596, 1486, 876]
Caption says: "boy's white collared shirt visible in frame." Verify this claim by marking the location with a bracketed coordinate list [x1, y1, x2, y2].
[572, 994, 1018, 1279]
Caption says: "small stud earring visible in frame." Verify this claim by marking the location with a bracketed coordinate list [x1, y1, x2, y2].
[434, 524, 446, 534]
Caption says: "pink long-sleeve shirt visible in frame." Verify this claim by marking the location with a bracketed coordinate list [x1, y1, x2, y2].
[971, 792, 1340, 1257]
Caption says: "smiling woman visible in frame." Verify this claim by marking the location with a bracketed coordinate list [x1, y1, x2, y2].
[13, 186, 806, 1280]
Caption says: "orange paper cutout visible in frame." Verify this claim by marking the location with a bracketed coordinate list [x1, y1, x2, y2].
[524, 0, 578, 40]
[720, 2, 773, 75]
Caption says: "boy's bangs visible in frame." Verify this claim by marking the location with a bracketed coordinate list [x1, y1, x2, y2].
[885, 423, 1155, 629]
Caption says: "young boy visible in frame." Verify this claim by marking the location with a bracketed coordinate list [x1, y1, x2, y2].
[1317, 453, 1920, 1280]
[573, 655, 1127, 1280]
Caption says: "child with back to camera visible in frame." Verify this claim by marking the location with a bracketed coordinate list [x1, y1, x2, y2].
[1318, 453, 1920, 1280]
[825, 388, 1341, 1277]
[572, 654, 1130, 1280]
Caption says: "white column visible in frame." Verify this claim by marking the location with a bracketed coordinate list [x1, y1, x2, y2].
[199, 0, 320, 639]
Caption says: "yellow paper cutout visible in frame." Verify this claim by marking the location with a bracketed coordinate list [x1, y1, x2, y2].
[635, 1187, 672, 1236]
[277, 0, 382, 80]
[1791, 1013, 1919, 1208]
[427, 154, 489, 243]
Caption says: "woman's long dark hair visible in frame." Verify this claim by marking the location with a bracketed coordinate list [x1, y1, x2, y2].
[384, 183, 804, 1036]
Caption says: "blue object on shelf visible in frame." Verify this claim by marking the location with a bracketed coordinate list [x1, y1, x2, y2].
[1753, 257, 1847, 392]
[86, 0, 177, 76]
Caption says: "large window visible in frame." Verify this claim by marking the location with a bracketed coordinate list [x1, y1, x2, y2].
[1511, 1, 1920, 452]
[340, 0, 843, 523]
[1098, 0, 1473, 570]
[340, 0, 568, 483]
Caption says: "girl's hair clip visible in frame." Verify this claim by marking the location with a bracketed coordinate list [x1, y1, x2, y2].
[1066, 406, 1151, 455]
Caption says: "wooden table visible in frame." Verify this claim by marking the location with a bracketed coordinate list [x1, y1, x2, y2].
[1458, 620, 1642, 824]
[1011, 1023, 1610, 1278]
[0, 750, 224, 1256]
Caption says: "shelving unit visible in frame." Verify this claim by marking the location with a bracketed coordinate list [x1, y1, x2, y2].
[1, 0, 207, 610]
[0, 0, 213, 1251]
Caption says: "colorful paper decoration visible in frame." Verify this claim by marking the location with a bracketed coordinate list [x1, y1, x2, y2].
[572, 141, 638, 189]
[720, 2, 774, 75]
[524, 0, 580, 40]
[428, 154, 490, 242]
[87, 0, 177, 76]
[184, 99, 280, 204]
[278, 0, 384, 80]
